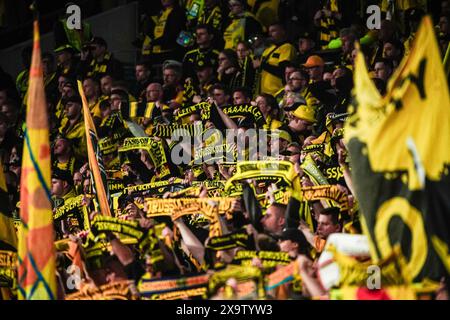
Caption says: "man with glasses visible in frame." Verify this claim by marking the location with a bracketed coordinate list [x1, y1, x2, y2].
[279, 70, 310, 111]
[289, 71, 308, 90]
[274, 64, 299, 102]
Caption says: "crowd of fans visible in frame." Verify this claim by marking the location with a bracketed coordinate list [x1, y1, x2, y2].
[0, 0, 449, 300]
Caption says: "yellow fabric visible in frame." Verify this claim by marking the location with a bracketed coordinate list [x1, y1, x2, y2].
[346, 17, 450, 189]
[345, 17, 450, 279]
[198, 5, 222, 30]
[59, 118, 87, 160]
[152, 7, 173, 54]
[223, 15, 246, 50]
[248, 0, 279, 30]
[403, 33, 415, 58]
[223, 12, 259, 50]
[259, 43, 296, 95]
[53, 156, 78, 175]
[89, 96, 106, 119]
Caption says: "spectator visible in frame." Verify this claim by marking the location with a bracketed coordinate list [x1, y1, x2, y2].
[141, 0, 186, 63]
[373, 58, 393, 84]
[217, 49, 242, 93]
[254, 22, 297, 95]
[300, 207, 341, 253]
[183, 24, 220, 82]
[132, 60, 152, 99]
[78, 37, 124, 80]
[303, 55, 325, 83]
[260, 203, 286, 237]
[223, 0, 263, 50]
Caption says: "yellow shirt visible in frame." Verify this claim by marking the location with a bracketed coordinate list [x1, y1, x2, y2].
[89, 96, 107, 119]
[259, 42, 296, 95]
[223, 12, 259, 50]
[59, 118, 87, 160]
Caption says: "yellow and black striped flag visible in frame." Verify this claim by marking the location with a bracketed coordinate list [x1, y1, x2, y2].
[345, 16, 450, 284]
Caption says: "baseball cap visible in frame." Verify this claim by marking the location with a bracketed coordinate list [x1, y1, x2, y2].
[292, 105, 316, 123]
[303, 55, 325, 68]
[52, 167, 74, 185]
[279, 228, 308, 247]
[194, 58, 213, 71]
[62, 95, 82, 106]
[88, 36, 107, 48]
[54, 44, 78, 54]
[298, 31, 315, 41]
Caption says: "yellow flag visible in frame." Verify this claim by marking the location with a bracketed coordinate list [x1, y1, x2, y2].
[345, 16, 450, 282]
[78, 81, 112, 216]
[18, 20, 57, 300]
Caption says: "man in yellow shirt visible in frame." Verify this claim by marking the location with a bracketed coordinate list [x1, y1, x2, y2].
[82, 77, 103, 124]
[254, 22, 296, 95]
[58, 95, 87, 162]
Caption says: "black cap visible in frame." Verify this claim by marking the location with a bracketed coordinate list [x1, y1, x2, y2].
[194, 58, 213, 71]
[110, 89, 128, 99]
[62, 80, 77, 90]
[62, 95, 82, 106]
[88, 36, 107, 48]
[54, 44, 78, 54]
[279, 228, 308, 247]
[52, 168, 74, 185]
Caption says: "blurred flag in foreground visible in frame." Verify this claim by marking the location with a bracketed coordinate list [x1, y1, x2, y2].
[18, 19, 57, 300]
[345, 16, 450, 284]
